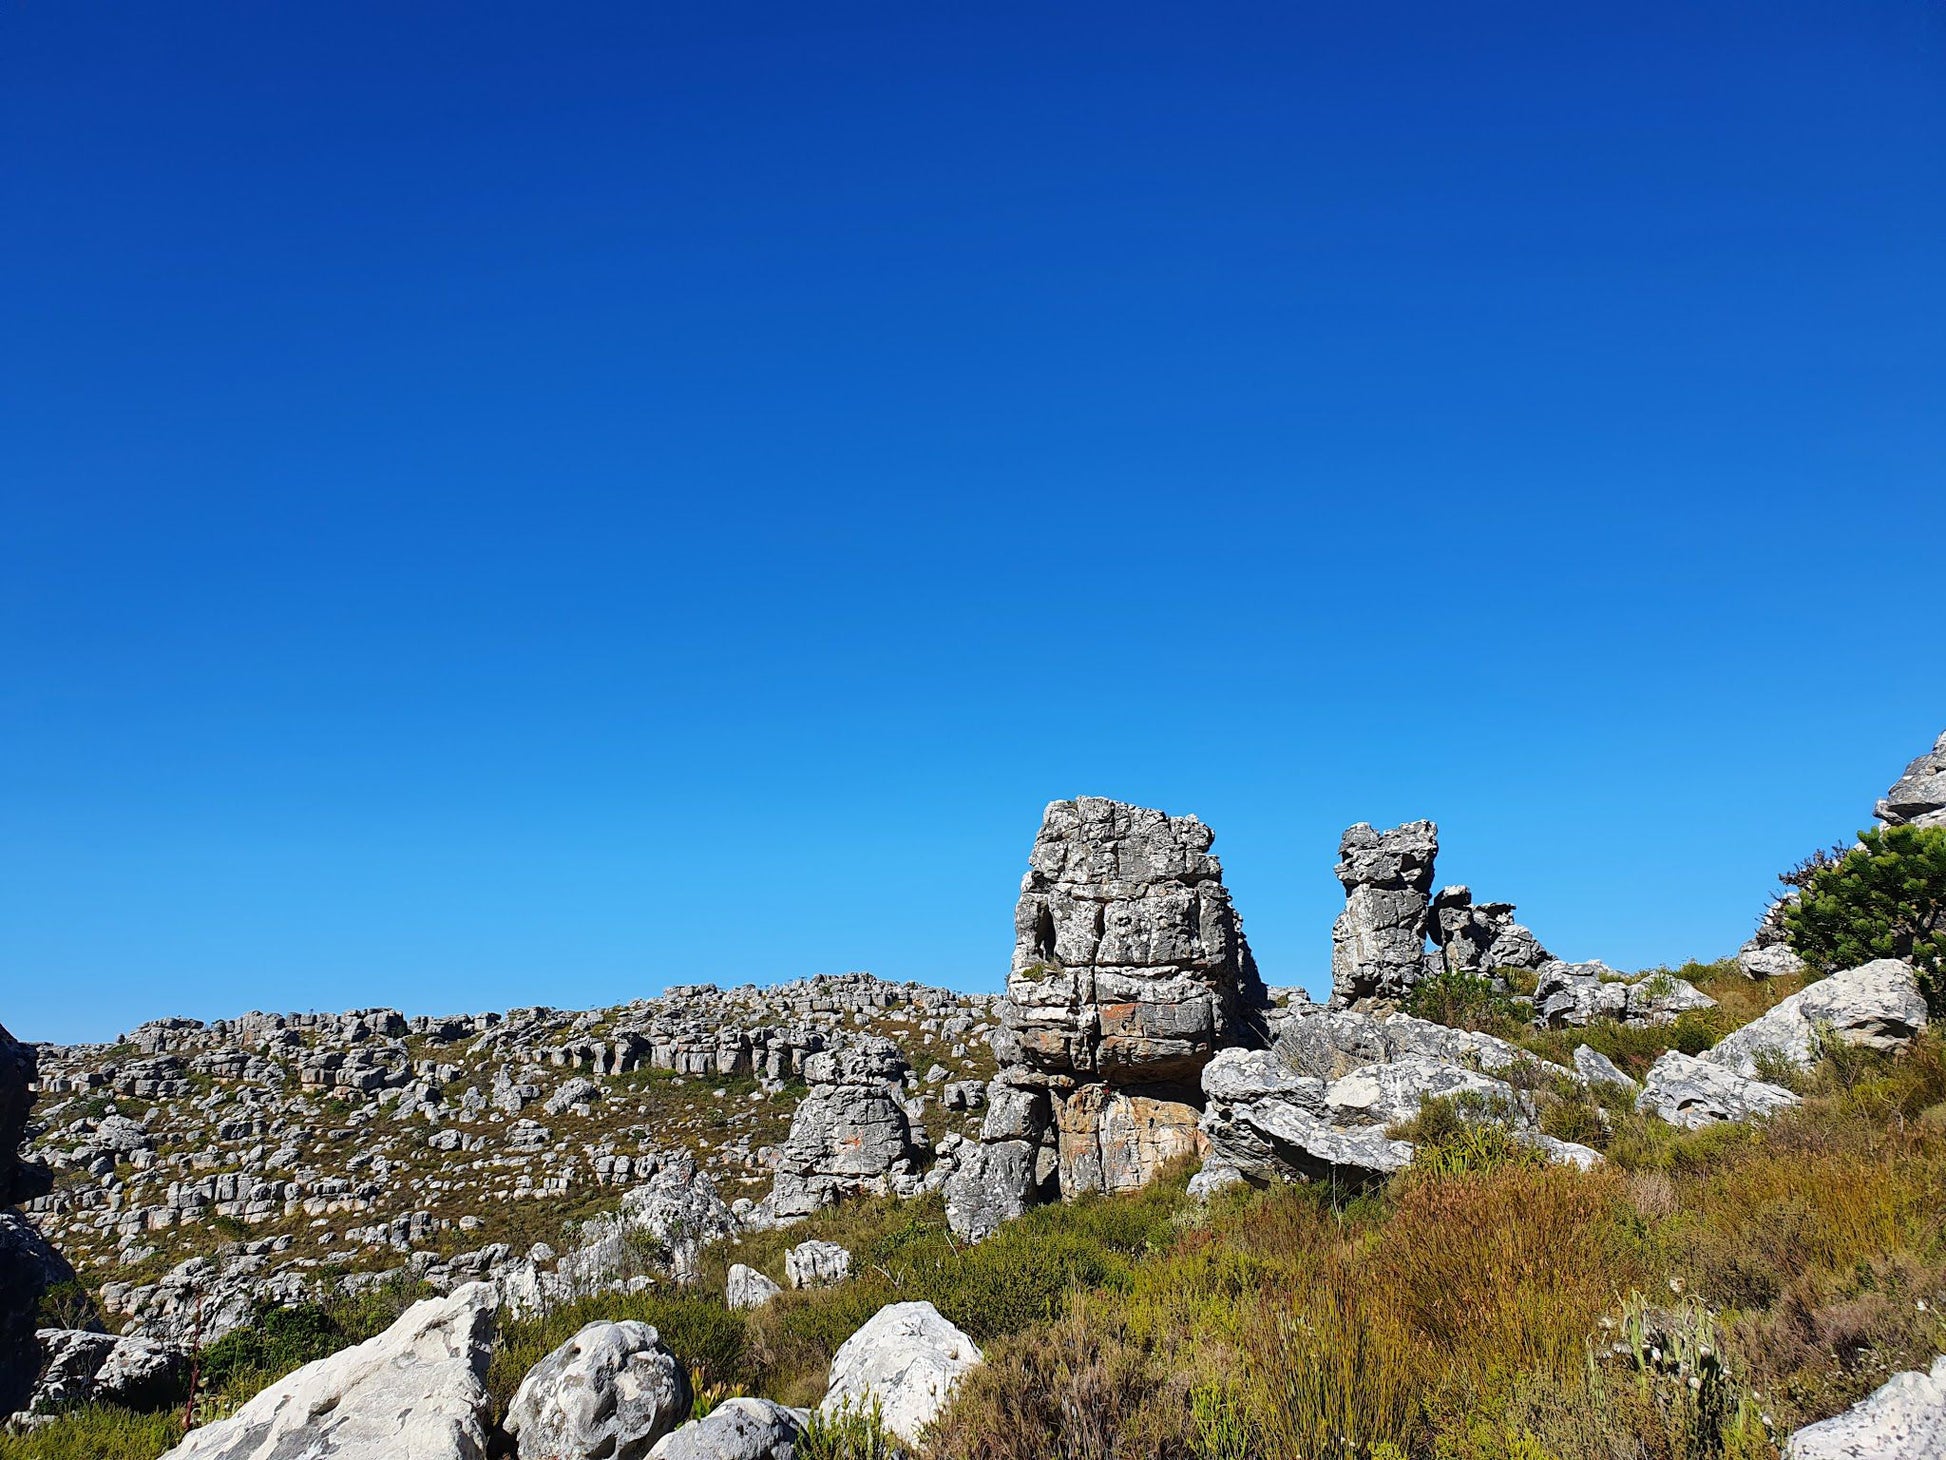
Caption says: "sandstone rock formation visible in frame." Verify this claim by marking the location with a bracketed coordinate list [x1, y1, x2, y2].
[1430, 885, 1552, 979]
[818, 1301, 981, 1447]
[767, 1037, 922, 1223]
[948, 798, 1265, 1237]
[505, 1319, 691, 1460]
[1787, 1352, 1946, 1460]
[1875, 729, 1946, 830]
[1330, 821, 1439, 1004]
[649, 1397, 807, 1460]
[161, 1283, 497, 1460]
[1704, 958, 1927, 1080]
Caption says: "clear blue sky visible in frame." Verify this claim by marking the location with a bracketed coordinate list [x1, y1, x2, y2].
[4, 3, 1943, 1044]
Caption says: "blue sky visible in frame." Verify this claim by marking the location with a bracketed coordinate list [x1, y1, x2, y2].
[4, 3, 1943, 1044]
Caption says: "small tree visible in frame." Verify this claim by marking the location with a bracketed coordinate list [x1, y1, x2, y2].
[1785, 824, 1946, 1014]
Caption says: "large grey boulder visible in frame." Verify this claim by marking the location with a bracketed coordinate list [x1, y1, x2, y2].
[1788, 1353, 1946, 1459]
[22, 1328, 184, 1417]
[941, 1139, 1038, 1244]
[1322, 1055, 1515, 1127]
[161, 1283, 497, 1460]
[1532, 961, 1715, 1029]
[1875, 729, 1946, 830]
[505, 1320, 690, 1460]
[819, 1301, 981, 1447]
[648, 1398, 807, 1460]
[1330, 821, 1439, 1004]
[1636, 1051, 1799, 1129]
[1573, 1044, 1637, 1092]
[1706, 959, 1928, 1080]
[1275, 1005, 1531, 1080]
[768, 1038, 920, 1222]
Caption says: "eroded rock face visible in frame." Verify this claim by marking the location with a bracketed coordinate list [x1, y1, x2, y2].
[505, 1319, 690, 1460]
[819, 1301, 981, 1447]
[995, 798, 1264, 1082]
[161, 1284, 497, 1460]
[784, 1240, 850, 1290]
[1788, 1353, 1946, 1460]
[1705, 959, 1927, 1080]
[950, 799, 1265, 1235]
[767, 1038, 921, 1223]
[1330, 821, 1439, 1004]
[22, 1329, 184, 1417]
[1876, 729, 1946, 830]
[1, 1024, 72, 1420]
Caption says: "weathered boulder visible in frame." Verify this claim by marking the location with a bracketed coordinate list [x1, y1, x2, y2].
[648, 1398, 807, 1460]
[1739, 894, 1808, 979]
[726, 1264, 782, 1311]
[941, 1140, 1039, 1244]
[1573, 1044, 1638, 1091]
[1052, 1083, 1205, 1195]
[1636, 1051, 1799, 1129]
[1330, 821, 1439, 1004]
[1875, 729, 1946, 830]
[819, 1302, 981, 1447]
[1431, 886, 1551, 978]
[1788, 1353, 1945, 1459]
[21, 1329, 184, 1417]
[505, 1319, 690, 1460]
[784, 1240, 850, 1290]
[161, 1283, 497, 1460]
[1275, 1006, 1531, 1080]
[1322, 1055, 1515, 1128]
[1195, 1047, 1411, 1190]
[769, 1038, 920, 1222]
[559, 1151, 737, 1291]
[1532, 961, 1715, 1029]
[1706, 959, 1928, 1080]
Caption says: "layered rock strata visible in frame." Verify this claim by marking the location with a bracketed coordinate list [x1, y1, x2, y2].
[1329, 821, 1439, 1004]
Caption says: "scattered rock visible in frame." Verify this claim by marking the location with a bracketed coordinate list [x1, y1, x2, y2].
[784, 1240, 850, 1290]
[1532, 961, 1715, 1029]
[819, 1301, 981, 1447]
[1572, 1044, 1638, 1092]
[649, 1398, 808, 1460]
[1431, 885, 1552, 980]
[160, 1283, 497, 1460]
[1635, 1051, 1799, 1129]
[726, 1264, 782, 1310]
[21, 1329, 184, 1417]
[1788, 1352, 1946, 1459]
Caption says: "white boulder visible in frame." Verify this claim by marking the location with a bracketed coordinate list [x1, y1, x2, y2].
[1706, 959, 1927, 1080]
[819, 1301, 981, 1446]
[1789, 1353, 1946, 1459]
[505, 1319, 690, 1460]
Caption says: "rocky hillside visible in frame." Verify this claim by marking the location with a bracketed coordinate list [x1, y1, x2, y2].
[2, 726, 1943, 1459]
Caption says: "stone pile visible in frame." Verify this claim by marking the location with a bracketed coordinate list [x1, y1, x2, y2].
[1875, 728, 1946, 830]
[945, 798, 1266, 1238]
[766, 1036, 923, 1223]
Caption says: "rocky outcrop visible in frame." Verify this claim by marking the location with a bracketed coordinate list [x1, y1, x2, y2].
[1635, 1052, 1799, 1129]
[1193, 1047, 1411, 1191]
[161, 1283, 497, 1460]
[818, 1301, 981, 1447]
[1705, 959, 1927, 1080]
[505, 1320, 691, 1460]
[1788, 1352, 1945, 1459]
[947, 799, 1264, 1236]
[649, 1398, 807, 1460]
[1330, 821, 1439, 1004]
[552, 1150, 739, 1294]
[767, 1038, 922, 1223]
[1876, 729, 1946, 830]
[1532, 961, 1715, 1028]
[1739, 896, 1809, 979]
[1431, 886, 1552, 979]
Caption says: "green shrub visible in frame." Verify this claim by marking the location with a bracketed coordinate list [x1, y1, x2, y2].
[196, 1301, 346, 1396]
[1404, 969, 1520, 1034]
[1787, 824, 1946, 1012]
[0, 1405, 181, 1460]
